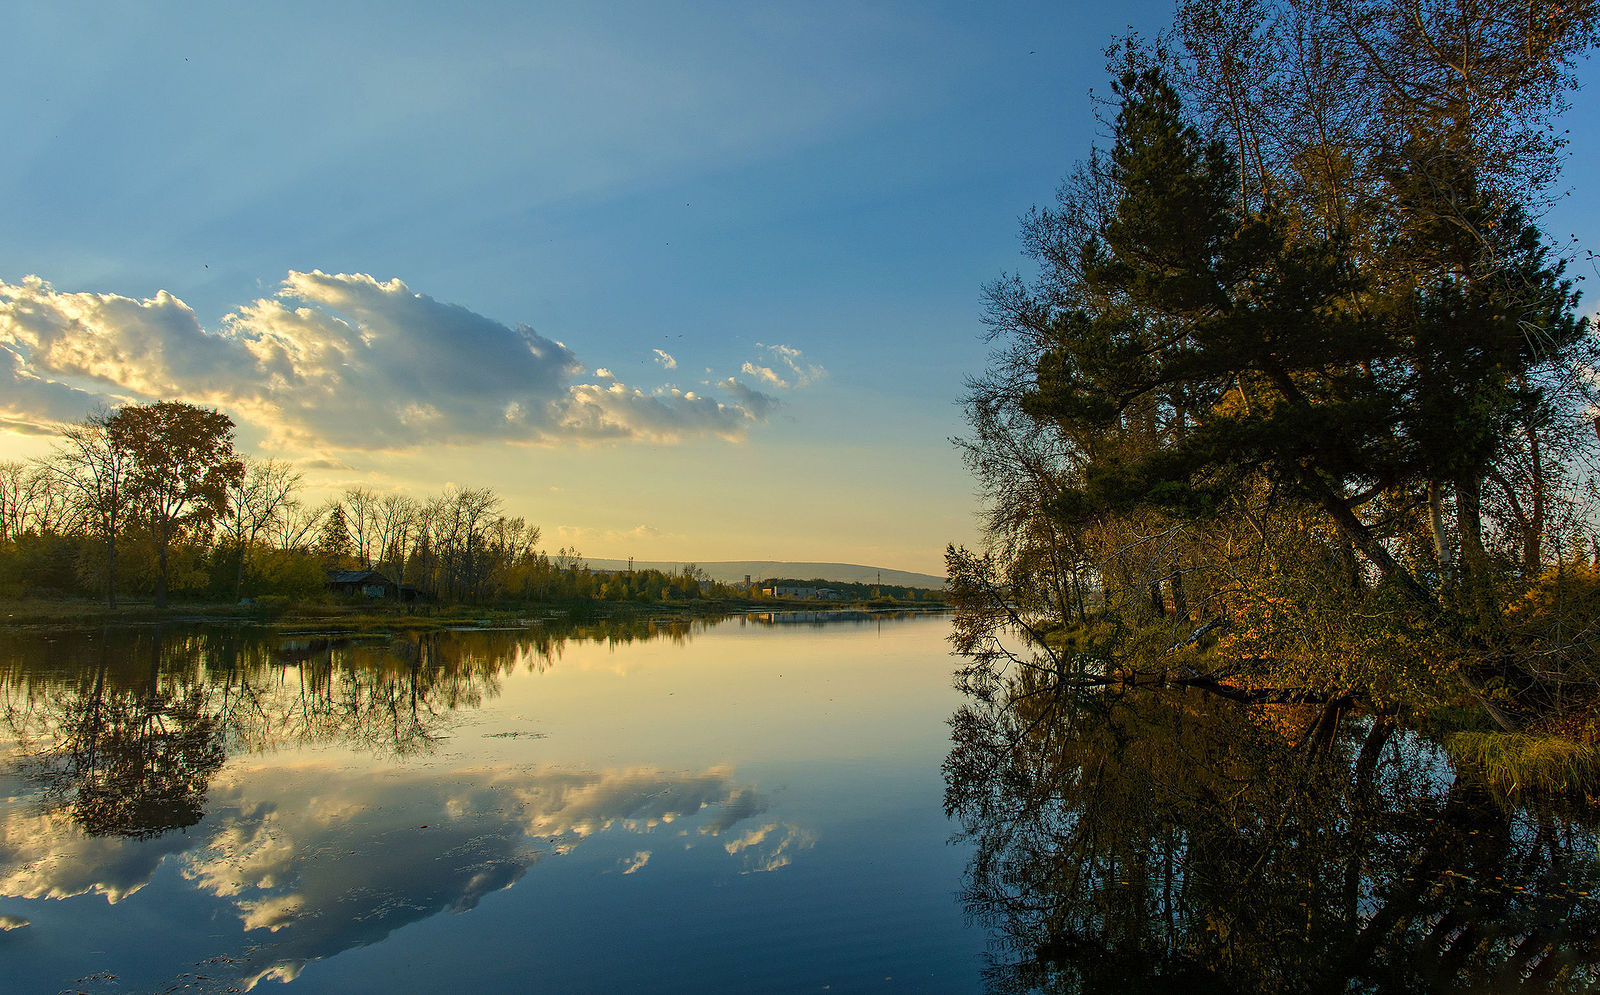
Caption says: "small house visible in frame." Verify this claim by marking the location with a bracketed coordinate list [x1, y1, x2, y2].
[327, 569, 395, 599]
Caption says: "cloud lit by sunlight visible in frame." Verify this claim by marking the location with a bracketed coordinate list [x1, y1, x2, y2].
[0, 272, 793, 451]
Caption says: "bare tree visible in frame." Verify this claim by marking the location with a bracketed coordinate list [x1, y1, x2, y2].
[219, 457, 303, 599]
[270, 497, 329, 552]
[425, 486, 503, 602]
[0, 460, 75, 541]
[373, 492, 419, 596]
[342, 487, 381, 569]
[43, 410, 129, 607]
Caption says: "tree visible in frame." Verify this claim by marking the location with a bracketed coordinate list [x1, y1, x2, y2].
[270, 495, 328, 552]
[424, 486, 505, 602]
[317, 502, 353, 564]
[1022, 66, 1423, 593]
[1171, 0, 1600, 579]
[342, 487, 381, 568]
[0, 459, 75, 541]
[963, 40, 1597, 733]
[219, 457, 302, 600]
[44, 410, 130, 608]
[107, 401, 244, 608]
[373, 493, 419, 598]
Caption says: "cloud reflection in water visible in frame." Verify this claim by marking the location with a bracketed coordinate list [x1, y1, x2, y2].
[2, 758, 807, 989]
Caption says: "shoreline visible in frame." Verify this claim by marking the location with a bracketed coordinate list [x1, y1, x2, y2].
[0, 596, 950, 632]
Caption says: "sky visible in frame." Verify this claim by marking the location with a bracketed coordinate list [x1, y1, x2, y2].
[1, 1, 1598, 576]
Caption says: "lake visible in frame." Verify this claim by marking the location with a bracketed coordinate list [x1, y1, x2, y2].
[0, 611, 985, 993]
[6, 611, 1600, 993]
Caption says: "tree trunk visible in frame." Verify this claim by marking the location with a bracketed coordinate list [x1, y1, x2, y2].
[1313, 483, 1430, 604]
[155, 528, 169, 609]
[1456, 473, 1485, 575]
[1428, 479, 1454, 583]
[104, 506, 117, 610]
[1169, 562, 1189, 624]
[235, 541, 247, 602]
[1525, 422, 1544, 576]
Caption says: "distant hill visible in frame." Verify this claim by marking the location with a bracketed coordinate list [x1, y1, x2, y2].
[581, 559, 947, 589]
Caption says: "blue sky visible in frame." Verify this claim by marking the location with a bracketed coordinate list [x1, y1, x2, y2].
[2, 1, 1597, 575]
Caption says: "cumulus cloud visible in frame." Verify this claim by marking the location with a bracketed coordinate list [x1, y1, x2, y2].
[560, 382, 764, 444]
[652, 349, 676, 369]
[0, 346, 110, 433]
[0, 272, 785, 450]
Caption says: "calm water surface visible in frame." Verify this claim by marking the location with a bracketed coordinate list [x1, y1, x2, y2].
[946, 677, 1600, 992]
[10, 611, 1600, 993]
[0, 612, 983, 993]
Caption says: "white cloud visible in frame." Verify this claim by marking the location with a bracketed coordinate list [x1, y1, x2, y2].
[0, 272, 781, 450]
[652, 349, 676, 369]
[741, 361, 789, 389]
[740, 344, 826, 392]
[619, 850, 652, 875]
[0, 345, 111, 432]
[559, 382, 763, 443]
[763, 343, 826, 388]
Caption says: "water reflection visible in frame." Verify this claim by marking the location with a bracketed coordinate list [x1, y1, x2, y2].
[0, 618, 825, 991]
[945, 678, 1600, 992]
[0, 618, 724, 774]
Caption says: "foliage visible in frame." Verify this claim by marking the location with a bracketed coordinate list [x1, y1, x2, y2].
[2, 407, 772, 610]
[957, 3, 1600, 737]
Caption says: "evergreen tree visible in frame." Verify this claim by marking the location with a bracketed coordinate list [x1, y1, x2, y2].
[317, 504, 352, 566]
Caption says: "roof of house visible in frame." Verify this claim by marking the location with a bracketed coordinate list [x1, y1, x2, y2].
[327, 569, 393, 585]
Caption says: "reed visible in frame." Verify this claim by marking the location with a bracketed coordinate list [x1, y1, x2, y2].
[1446, 730, 1600, 798]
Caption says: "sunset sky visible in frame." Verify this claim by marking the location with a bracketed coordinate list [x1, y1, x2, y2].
[2, 1, 1597, 575]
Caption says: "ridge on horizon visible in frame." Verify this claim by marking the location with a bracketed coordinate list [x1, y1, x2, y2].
[577, 558, 947, 588]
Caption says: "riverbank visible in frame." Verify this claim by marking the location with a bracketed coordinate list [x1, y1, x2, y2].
[0, 595, 947, 631]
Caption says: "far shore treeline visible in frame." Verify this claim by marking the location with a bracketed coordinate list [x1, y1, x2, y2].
[0, 401, 942, 610]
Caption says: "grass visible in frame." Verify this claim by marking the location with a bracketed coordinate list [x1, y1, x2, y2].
[1445, 730, 1600, 799]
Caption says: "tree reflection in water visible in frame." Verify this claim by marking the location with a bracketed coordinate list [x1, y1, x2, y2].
[945, 673, 1600, 992]
[0, 617, 722, 840]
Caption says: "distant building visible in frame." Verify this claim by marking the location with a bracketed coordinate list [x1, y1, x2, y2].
[327, 569, 395, 599]
[770, 586, 840, 600]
